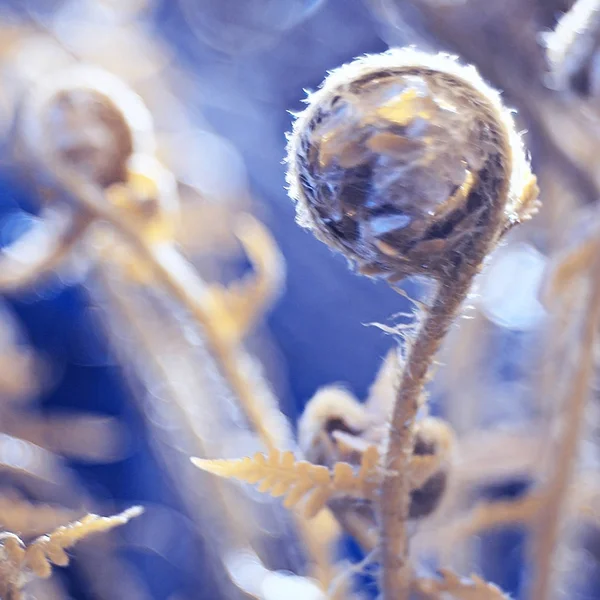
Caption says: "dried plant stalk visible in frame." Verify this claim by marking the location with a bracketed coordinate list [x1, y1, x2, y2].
[15, 63, 339, 590]
[529, 257, 600, 600]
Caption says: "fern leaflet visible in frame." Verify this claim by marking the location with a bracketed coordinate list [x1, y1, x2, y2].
[191, 447, 380, 518]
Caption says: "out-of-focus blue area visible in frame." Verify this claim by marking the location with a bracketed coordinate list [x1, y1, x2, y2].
[0, 0, 543, 598]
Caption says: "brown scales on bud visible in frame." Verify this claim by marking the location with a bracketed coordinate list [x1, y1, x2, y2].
[286, 49, 539, 281]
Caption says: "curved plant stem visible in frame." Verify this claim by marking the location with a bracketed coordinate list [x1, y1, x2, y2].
[529, 260, 600, 600]
[379, 272, 479, 599]
[134, 242, 284, 449]
[44, 163, 337, 587]
[93, 262, 280, 599]
[50, 166, 283, 450]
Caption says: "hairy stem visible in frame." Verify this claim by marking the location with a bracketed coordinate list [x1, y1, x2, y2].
[379, 273, 477, 598]
[376, 99, 514, 598]
[530, 261, 600, 600]
[285, 50, 533, 598]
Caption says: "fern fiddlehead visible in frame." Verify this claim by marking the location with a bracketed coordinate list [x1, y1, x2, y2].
[286, 48, 538, 599]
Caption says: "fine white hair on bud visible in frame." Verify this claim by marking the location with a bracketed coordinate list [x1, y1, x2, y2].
[286, 48, 538, 281]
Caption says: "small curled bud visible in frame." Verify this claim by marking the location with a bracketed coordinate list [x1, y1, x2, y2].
[298, 386, 372, 467]
[286, 49, 538, 281]
[409, 417, 454, 519]
[19, 65, 155, 189]
[544, 0, 600, 97]
[298, 382, 454, 520]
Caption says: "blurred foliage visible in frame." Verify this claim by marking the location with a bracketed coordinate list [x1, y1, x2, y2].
[0, 1, 598, 599]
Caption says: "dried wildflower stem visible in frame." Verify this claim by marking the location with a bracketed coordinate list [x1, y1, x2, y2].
[45, 163, 335, 586]
[48, 164, 279, 451]
[94, 263, 275, 597]
[380, 274, 480, 598]
[530, 261, 600, 600]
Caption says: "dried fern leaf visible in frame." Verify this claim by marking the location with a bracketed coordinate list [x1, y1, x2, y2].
[192, 448, 380, 518]
[414, 568, 510, 599]
[24, 506, 143, 578]
[0, 505, 143, 596]
[332, 429, 444, 491]
[0, 493, 79, 538]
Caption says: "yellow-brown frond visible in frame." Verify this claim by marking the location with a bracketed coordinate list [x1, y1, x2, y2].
[0, 494, 79, 538]
[192, 448, 381, 518]
[0, 505, 143, 596]
[414, 569, 510, 599]
[25, 506, 143, 578]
